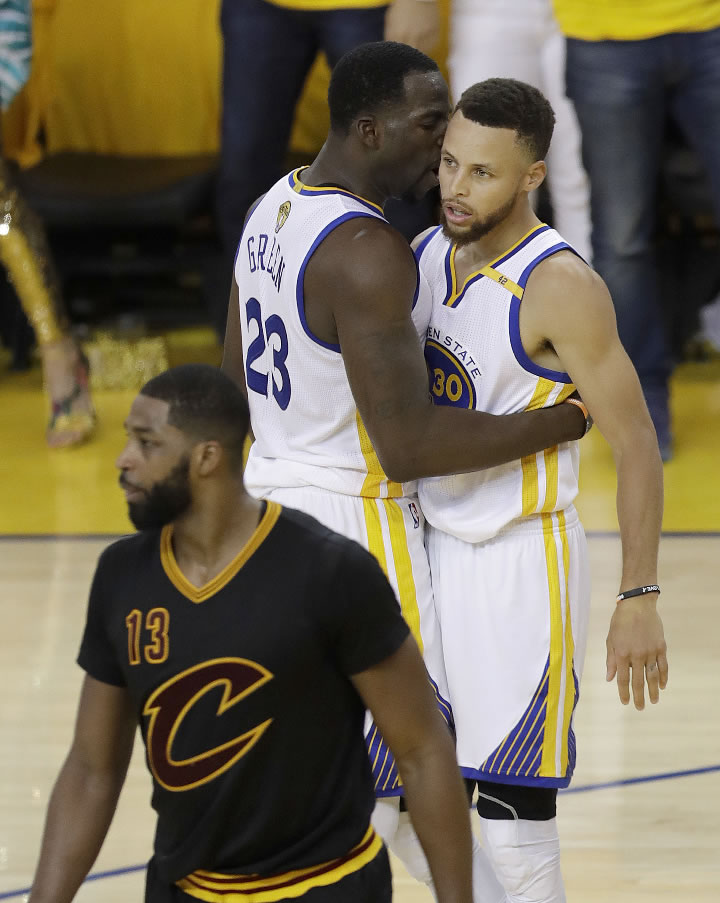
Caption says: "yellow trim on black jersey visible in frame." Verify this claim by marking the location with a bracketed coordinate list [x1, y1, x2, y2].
[289, 168, 384, 214]
[445, 223, 547, 307]
[176, 825, 383, 902]
[160, 502, 282, 603]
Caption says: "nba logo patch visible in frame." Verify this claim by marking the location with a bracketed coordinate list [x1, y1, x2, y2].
[275, 201, 291, 233]
[408, 502, 420, 529]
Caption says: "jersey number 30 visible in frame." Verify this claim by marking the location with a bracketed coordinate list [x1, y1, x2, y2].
[245, 298, 291, 410]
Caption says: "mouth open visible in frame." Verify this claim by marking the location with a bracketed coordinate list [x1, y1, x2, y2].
[443, 202, 473, 225]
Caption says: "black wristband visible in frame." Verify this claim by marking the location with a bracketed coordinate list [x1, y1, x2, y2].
[616, 584, 661, 603]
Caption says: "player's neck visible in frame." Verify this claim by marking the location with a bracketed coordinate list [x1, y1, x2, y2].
[456, 206, 542, 272]
[169, 486, 263, 588]
[303, 142, 387, 207]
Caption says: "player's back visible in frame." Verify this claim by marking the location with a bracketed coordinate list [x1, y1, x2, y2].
[235, 169, 432, 500]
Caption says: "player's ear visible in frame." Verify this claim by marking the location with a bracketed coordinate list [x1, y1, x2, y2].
[355, 114, 382, 150]
[524, 160, 546, 193]
[193, 441, 223, 477]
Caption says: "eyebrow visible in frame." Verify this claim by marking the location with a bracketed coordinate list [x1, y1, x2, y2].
[414, 107, 448, 121]
[443, 149, 493, 169]
[123, 422, 155, 435]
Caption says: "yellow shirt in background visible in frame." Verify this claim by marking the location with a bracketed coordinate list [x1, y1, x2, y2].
[553, 0, 720, 41]
[3, 0, 450, 164]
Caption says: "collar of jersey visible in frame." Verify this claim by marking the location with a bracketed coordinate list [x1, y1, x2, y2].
[445, 223, 550, 307]
[160, 501, 282, 604]
[288, 168, 384, 214]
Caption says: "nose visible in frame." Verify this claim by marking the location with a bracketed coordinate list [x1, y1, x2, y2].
[115, 438, 134, 473]
[449, 168, 469, 197]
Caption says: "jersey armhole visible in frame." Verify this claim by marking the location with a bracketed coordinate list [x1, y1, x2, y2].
[508, 244, 578, 383]
[296, 211, 380, 353]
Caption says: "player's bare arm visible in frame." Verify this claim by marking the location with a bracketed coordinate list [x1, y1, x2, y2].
[222, 196, 268, 396]
[222, 279, 247, 397]
[351, 635, 473, 903]
[303, 218, 588, 482]
[521, 252, 667, 710]
[29, 676, 136, 903]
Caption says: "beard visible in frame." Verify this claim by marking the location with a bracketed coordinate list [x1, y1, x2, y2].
[125, 456, 192, 530]
[441, 192, 519, 247]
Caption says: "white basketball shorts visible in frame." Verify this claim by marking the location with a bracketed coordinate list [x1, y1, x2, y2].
[427, 506, 590, 788]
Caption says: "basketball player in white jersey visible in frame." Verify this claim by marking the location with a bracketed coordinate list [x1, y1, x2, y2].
[415, 79, 668, 902]
[222, 43, 590, 901]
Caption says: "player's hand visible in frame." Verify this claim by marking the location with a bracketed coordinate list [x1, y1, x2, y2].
[606, 596, 668, 709]
[384, 0, 440, 55]
[563, 390, 593, 438]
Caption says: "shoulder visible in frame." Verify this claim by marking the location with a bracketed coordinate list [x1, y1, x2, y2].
[309, 215, 417, 293]
[274, 507, 381, 577]
[528, 250, 607, 296]
[95, 531, 159, 577]
[411, 224, 444, 260]
[526, 250, 612, 315]
[524, 251, 617, 344]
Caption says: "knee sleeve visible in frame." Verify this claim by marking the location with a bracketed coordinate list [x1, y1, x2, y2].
[480, 817, 565, 903]
[475, 781, 557, 821]
[384, 810, 509, 903]
[471, 834, 508, 903]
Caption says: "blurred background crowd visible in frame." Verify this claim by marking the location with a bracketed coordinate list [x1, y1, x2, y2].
[1, 0, 719, 461]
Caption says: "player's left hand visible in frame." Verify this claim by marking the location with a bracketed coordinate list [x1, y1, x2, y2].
[384, 0, 440, 56]
[606, 596, 668, 709]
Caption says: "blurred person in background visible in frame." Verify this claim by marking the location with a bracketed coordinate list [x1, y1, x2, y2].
[215, 0, 441, 336]
[0, 0, 95, 447]
[448, 0, 591, 262]
[556, 0, 720, 460]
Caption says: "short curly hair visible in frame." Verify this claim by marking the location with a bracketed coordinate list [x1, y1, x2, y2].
[141, 365, 249, 472]
[329, 41, 439, 133]
[455, 78, 555, 160]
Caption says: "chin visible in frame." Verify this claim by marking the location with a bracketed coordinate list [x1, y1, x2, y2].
[441, 220, 471, 244]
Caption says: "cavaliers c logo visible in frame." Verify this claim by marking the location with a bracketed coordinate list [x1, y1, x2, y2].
[143, 658, 273, 792]
[275, 201, 291, 233]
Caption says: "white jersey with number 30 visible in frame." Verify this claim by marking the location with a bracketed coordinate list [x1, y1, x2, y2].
[417, 223, 582, 543]
[235, 169, 432, 500]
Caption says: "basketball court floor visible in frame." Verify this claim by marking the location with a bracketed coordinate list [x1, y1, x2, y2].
[1, 334, 719, 901]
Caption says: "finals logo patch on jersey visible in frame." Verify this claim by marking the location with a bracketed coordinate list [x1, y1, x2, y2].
[275, 201, 291, 233]
[425, 338, 478, 410]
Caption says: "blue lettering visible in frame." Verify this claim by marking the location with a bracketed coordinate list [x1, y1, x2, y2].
[247, 236, 256, 272]
[274, 257, 285, 291]
[266, 237, 277, 278]
[444, 335, 453, 347]
[258, 234, 268, 270]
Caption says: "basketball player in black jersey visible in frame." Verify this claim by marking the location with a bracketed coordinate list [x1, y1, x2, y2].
[28, 365, 473, 903]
